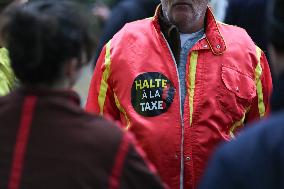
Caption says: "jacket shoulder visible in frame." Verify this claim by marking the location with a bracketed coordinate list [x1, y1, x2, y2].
[83, 113, 124, 142]
[105, 18, 156, 64]
[218, 22, 257, 49]
[111, 18, 154, 45]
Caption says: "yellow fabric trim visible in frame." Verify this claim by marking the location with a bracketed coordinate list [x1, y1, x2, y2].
[0, 74, 10, 96]
[0, 48, 16, 96]
[188, 51, 198, 125]
[114, 93, 131, 130]
[98, 41, 112, 115]
[229, 113, 246, 139]
[255, 46, 265, 118]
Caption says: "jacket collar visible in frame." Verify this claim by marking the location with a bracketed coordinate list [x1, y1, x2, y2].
[17, 87, 81, 106]
[152, 4, 226, 55]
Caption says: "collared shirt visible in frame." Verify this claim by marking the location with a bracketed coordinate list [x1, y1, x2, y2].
[179, 30, 205, 115]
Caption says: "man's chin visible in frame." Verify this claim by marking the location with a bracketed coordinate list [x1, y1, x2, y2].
[172, 14, 193, 27]
[172, 10, 193, 21]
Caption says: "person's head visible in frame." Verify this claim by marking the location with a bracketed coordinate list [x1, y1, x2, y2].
[160, 0, 209, 33]
[0, 0, 28, 46]
[268, 0, 284, 78]
[0, 0, 27, 13]
[1, 0, 96, 89]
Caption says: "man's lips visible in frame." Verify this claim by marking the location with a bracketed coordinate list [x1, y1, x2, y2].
[172, 2, 191, 6]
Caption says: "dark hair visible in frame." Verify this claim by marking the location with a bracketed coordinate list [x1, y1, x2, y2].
[267, 0, 284, 52]
[0, 0, 14, 13]
[2, 0, 96, 85]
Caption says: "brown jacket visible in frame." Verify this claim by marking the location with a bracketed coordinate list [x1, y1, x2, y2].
[0, 88, 165, 189]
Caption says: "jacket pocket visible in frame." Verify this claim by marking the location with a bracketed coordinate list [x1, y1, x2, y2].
[217, 65, 256, 122]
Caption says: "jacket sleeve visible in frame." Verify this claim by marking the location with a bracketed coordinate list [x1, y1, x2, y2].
[118, 134, 167, 189]
[86, 42, 120, 121]
[245, 47, 273, 123]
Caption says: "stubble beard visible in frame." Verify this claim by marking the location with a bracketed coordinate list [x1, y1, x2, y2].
[161, 2, 207, 33]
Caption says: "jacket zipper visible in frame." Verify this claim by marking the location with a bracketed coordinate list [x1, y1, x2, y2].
[161, 33, 184, 189]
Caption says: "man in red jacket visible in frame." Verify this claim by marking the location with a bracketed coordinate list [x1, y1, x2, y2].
[86, 0, 273, 188]
[0, 1, 165, 189]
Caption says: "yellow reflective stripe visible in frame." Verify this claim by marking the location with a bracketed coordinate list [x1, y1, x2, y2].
[255, 46, 265, 118]
[98, 41, 112, 115]
[114, 93, 131, 130]
[229, 113, 246, 139]
[188, 51, 198, 125]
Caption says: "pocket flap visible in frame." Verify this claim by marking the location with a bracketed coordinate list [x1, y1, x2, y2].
[221, 66, 256, 99]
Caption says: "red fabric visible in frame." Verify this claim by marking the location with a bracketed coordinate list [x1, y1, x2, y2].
[109, 134, 130, 189]
[8, 96, 37, 189]
[1, 89, 161, 188]
[86, 7, 273, 189]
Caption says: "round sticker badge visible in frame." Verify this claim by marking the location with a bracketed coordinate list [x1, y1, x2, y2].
[131, 72, 175, 117]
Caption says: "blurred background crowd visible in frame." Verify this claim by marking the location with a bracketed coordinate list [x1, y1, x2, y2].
[0, 0, 279, 188]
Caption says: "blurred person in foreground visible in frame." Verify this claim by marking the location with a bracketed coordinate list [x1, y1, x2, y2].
[0, 1, 165, 189]
[199, 0, 284, 188]
[86, 0, 273, 188]
[0, 0, 27, 96]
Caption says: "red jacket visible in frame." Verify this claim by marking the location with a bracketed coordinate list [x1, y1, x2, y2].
[86, 6, 272, 189]
[0, 88, 165, 189]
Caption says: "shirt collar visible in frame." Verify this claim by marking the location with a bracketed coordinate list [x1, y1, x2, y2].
[17, 87, 81, 106]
